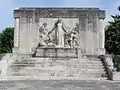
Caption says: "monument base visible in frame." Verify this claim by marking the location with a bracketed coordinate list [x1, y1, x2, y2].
[33, 47, 81, 58]
[1, 47, 107, 80]
[5, 55, 106, 80]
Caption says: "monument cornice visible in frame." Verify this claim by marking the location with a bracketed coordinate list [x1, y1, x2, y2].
[14, 7, 105, 19]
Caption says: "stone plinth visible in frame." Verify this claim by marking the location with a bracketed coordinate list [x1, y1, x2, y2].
[34, 48, 80, 58]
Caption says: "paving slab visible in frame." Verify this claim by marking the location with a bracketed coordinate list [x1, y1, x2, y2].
[0, 80, 120, 90]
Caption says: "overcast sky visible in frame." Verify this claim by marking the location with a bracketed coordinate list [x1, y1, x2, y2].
[0, 0, 120, 31]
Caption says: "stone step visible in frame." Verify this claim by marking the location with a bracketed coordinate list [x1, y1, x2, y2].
[9, 65, 104, 70]
[8, 71, 106, 77]
[10, 63, 104, 68]
[31, 59, 102, 62]
[31, 58, 101, 61]
[8, 70, 105, 75]
[13, 60, 102, 65]
[29, 61, 101, 64]
[10, 67, 105, 72]
[10, 63, 103, 68]
[1, 76, 107, 80]
[32, 57, 100, 61]
[10, 65, 104, 70]
[11, 59, 103, 64]
[34, 61, 102, 64]
[8, 67, 106, 74]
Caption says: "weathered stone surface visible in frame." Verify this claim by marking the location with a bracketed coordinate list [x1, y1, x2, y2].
[0, 7, 108, 81]
[0, 80, 119, 90]
[34, 48, 78, 58]
[13, 8, 105, 54]
[113, 72, 120, 80]
[5, 55, 107, 80]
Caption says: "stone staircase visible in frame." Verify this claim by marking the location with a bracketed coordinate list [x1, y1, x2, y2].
[5, 55, 107, 80]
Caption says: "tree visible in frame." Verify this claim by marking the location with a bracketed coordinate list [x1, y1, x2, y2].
[105, 15, 120, 55]
[0, 27, 14, 54]
[118, 6, 120, 11]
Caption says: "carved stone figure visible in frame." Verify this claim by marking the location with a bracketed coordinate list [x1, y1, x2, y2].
[67, 23, 79, 47]
[39, 23, 48, 37]
[48, 18, 67, 47]
[39, 23, 50, 46]
[73, 23, 79, 34]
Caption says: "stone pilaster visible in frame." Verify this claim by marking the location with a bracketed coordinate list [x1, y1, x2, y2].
[98, 11, 105, 54]
[79, 15, 87, 49]
[99, 19, 105, 49]
[14, 17, 20, 48]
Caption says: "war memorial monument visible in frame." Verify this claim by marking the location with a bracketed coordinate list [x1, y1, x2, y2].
[0, 8, 114, 81]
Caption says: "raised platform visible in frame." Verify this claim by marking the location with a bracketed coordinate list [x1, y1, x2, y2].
[0, 48, 108, 80]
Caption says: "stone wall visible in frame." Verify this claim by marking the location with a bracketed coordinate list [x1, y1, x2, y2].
[13, 8, 105, 54]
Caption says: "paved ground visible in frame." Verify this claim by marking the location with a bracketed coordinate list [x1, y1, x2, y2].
[0, 80, 120, 90]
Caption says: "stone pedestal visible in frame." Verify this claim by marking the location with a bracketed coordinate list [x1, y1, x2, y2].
[14, 18, 20, 48]
[34, 48, 81, 58]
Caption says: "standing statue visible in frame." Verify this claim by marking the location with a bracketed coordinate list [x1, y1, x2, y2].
[48, 18, 67, 47]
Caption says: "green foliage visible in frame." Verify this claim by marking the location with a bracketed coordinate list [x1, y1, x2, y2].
[105, 15, 120, 55]
[0, 27, 14, 54]
[118, 6, 120, 11]
[115, 63, 120, 71]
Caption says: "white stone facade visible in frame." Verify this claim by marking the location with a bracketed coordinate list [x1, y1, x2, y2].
[13, 8, 105, 55]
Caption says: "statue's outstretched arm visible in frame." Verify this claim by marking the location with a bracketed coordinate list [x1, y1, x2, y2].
[48, 25, 56, 35]
[62, 23, 67, 34]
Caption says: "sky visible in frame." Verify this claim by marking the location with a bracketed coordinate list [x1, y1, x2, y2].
[0, 0, 120, 31]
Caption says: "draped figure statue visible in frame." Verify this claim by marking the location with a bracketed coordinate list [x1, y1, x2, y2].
[48, 18, 67, 47]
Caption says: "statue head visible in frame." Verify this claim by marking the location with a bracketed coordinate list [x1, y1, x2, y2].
[58, 17, 62, 23]
[43, 23, 47, 27]
[76, 23, 79, 26]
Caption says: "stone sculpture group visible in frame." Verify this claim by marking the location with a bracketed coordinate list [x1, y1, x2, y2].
[39, 17, 79, 48]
